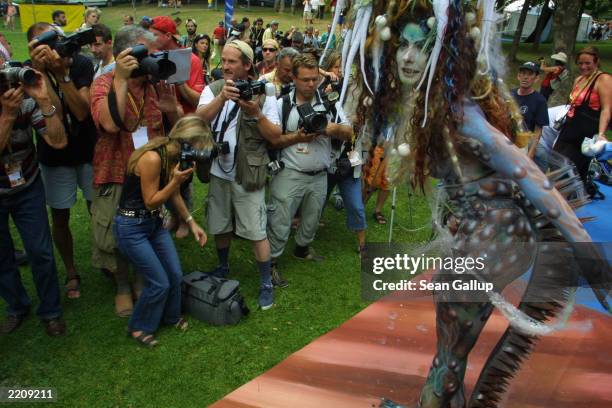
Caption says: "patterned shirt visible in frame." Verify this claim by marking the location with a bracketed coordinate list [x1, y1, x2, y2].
[0, 97, 46, 196]
[90, 73, 165, 187]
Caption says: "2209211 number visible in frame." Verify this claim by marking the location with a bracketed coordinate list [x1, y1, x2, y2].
[0, 388, 56, 402]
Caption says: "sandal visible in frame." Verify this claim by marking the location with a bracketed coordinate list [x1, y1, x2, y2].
[174, 317, 189, 332]
[373, 211, 387, 225]
[65, 275, 81, 299]
[128, 330, 158, 348]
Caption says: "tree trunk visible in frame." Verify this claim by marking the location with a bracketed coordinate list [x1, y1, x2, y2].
[549, 0, 585, 106]
[274, 0, 280, 12]
[279, 0, 285, 12]
[530, 1, 553, 51]
[291, 0, 297, 15]
[509, 0, 533, 62]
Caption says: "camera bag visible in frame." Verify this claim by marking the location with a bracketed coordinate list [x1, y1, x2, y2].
[181, 271, 250, 326]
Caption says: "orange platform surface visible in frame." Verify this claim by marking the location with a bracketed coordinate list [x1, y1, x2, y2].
[212, 279, 612, 408]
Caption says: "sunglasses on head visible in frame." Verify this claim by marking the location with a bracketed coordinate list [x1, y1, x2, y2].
[263, 47, 277, 52]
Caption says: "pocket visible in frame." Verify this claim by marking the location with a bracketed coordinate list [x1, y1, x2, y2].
[92, 210, 116, 253]
[237, 151, 269, 192]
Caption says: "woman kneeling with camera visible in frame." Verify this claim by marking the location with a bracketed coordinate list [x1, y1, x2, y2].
[114, 116, 210, 347]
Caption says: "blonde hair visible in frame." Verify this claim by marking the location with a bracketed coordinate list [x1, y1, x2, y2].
[84, 7, 101, 18]
[127, 115, 213, 175]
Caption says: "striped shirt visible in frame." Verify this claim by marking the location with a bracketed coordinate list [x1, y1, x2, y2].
[0, 97, 46, 196]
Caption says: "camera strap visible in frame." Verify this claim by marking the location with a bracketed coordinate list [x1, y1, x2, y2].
[108, 86, 146, 133]
[212, 102, 240, 144]
[281, 94, 292, 134]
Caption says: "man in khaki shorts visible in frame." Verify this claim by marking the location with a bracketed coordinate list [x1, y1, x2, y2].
[196, 40, 281, 310]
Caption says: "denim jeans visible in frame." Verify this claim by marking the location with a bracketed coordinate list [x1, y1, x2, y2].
[326, 174, 367, 231]
[0, 175, 62, 320]
[113, 215, 183, 333]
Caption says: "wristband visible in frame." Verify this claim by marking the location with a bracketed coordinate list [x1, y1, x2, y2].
[185, 215, 194, 224]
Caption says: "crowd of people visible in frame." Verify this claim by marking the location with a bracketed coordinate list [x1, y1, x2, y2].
[0, 7, 610, 349]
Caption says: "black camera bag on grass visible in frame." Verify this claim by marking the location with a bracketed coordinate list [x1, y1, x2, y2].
[181, 271, 249, 326]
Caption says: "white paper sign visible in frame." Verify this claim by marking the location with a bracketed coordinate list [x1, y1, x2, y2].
[166, 48, 193, 84]
[132, 126, 148, 149]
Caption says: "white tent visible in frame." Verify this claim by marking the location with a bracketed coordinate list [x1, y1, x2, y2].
[501, 0, 593, 42]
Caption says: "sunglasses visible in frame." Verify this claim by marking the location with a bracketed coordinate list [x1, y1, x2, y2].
[262, 48, 277, 52]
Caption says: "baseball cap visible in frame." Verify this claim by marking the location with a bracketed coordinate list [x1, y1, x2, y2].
[151, 16, 181, 42]
[519, 61, 539, 74]
[262, 39, 279, 50]
[270, 20, 279, 26]
[226, 39, 254, 63]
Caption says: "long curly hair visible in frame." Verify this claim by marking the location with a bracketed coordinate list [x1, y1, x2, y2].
[354, 0, 522, 191]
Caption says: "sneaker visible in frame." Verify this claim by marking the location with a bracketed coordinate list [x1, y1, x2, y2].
[293, 246, 325, 262]
[207, 265, 229, 279]
[258, 284, 274, 310]
[271, 263, 289, 288]
[333, 196, 344, 211]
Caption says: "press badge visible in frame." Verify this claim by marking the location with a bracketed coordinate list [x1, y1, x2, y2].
[132, 126, 148, 149]
[348, 150, 362, 167]
[296, 143, 310, 154]
[5, 161, 26, 188]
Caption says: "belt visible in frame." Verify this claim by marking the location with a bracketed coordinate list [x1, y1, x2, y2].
[295, 169, 325, 176]
[117, 208, 161, 218]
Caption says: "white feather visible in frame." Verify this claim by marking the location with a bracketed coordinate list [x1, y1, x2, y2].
[477, 0, 496, 75]
[418, 0, 450, 127]
[359, 6, 374, 96]
[319, 0, 345, 65]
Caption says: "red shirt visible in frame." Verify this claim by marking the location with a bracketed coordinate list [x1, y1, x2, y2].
[213, 26, 225, 40]
[90, 73, 165, 187]
[179, 53, 205, 114]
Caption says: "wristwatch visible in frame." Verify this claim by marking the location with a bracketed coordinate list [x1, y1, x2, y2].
[61, 75, 71, 83]
[41, 105, 57, 118]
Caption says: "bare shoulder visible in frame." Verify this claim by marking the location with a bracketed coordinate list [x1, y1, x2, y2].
[136, 150, 162, 176]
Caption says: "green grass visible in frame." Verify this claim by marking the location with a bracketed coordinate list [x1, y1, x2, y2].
[1, 4, 610, 406]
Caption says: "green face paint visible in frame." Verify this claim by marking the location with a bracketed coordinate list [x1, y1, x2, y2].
[401, 23, 426, 44]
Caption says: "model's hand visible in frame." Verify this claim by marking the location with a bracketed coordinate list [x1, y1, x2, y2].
[238, 98, 262, 119]
[28, 39, 52, 71]
[47, 50, 70, 78]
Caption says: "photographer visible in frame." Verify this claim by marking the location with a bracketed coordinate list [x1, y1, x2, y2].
[90, 25, 182, 317]
[0, 64, 67, 336]
[196, 40, 281, 310]
[262, 20, 279, 43]
[115, 116, 208, 347]
[91, 24, 114, 79]
[27, 22, 98, 300]
[259, 47, 299, 97]
[267, 54, 351, 286]
[150, 16, 204, 115]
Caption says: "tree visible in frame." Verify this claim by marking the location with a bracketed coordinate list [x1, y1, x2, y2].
[530, 0, 553, 51]
[509, 0, 533, 62]
[585, 0, 612, 20]
[549, 0, 586, 106]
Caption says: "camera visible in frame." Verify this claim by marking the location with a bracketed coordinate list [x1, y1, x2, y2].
[129, 44, 177, 82]
[279, 83, 294, 97]
[274, 31, 284, 42]
[0, 62, 36, 91]
[234, 79, 266, 100]
[319, 76, 341, 94]
[179, 141, 230, 170]
[35, 28, 96, 58]
[267, 159, 285, 175]
[296, 91, 340, 134]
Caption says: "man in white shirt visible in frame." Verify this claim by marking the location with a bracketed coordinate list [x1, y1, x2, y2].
[91, 24, 114, 79]
[196, 40, 282, 310]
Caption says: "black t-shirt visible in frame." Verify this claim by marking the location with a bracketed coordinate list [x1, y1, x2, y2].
[511, 88, 549, 132]
[36, 54, 97, 167]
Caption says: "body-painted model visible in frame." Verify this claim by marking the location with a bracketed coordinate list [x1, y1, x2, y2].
[334, 0, 612, 407]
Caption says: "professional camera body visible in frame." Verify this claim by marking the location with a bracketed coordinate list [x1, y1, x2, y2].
[179, 141, 230, 171]
[129, 44, 176, 82]
[233, 79, 267, 100]
[279, 83, 295, 97]
[274, 31, 284, 42]
[35, 28, 96, 58]
[0, 62, 36, 92]
[296, 91, 340, 134]
[319, 76, 341, 94]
